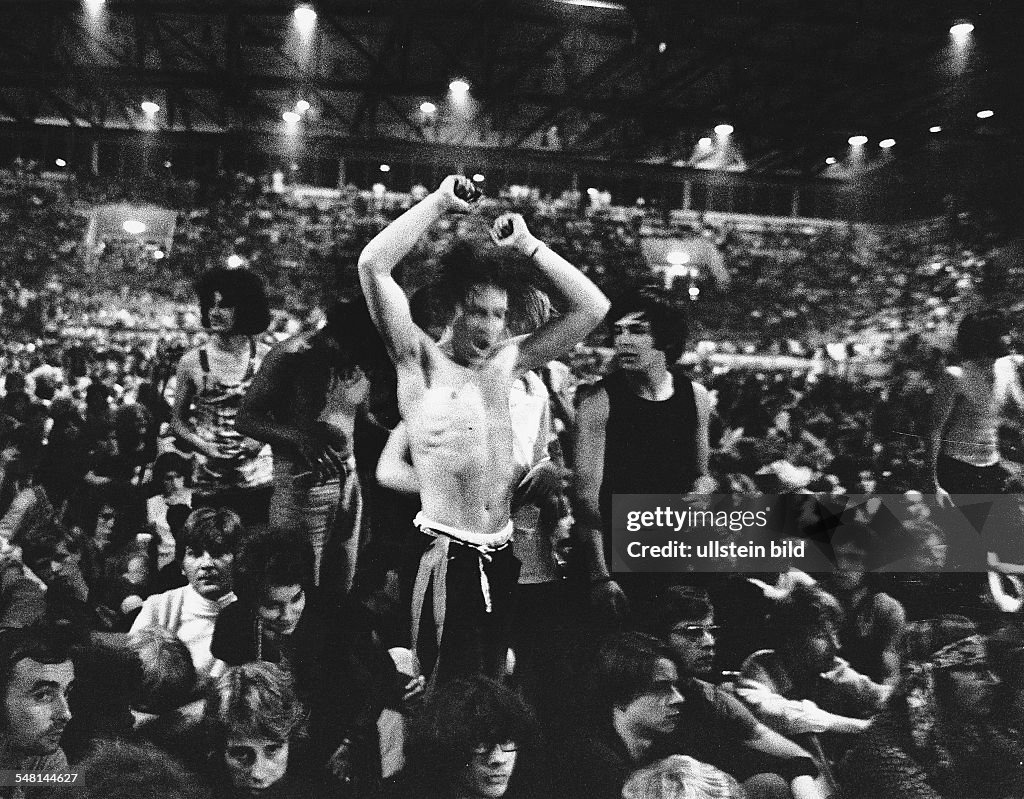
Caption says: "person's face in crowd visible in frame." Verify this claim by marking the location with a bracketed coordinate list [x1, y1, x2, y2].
[832, 539, 867, 591]
[618, 657, 684, 738]
[945, 663, 999, 720]
[182, 546, 234, 600]
[904, 491, 930, 522]
[256, 583, 306, 638]
[451, 285, 508, 367]
[909, 534, 948, 571]
[94, 504, 117, 550]
[26, 540, 75, 586]
[224, 734, 289, 793]
[613, 312, 662, 372]
[460, 741, 518, 799]
[207, 291, 237, 334]
[161, 469, 186, 498]
[2, 658, 74, 756]
[856, 470, 877, 494]
[668, 613, 718, 677]
[794, 622, 840, 674]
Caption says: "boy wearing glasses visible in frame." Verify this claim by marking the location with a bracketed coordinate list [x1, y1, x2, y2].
[652, 586, 825, 799]
[573, 290, 714, 626]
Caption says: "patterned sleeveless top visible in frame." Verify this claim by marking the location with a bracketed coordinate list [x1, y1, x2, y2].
[189, 338, 273, 494]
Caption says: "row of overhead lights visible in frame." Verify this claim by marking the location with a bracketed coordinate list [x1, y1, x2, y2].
[823, 21, 982, 166]
[824, 108, 996, 165]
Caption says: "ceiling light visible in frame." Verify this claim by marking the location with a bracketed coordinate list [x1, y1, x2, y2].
[282, 110, 301, 124]
[472, 174, 485, 182]
[658, 42, 667, 53]
[294, 99, 310, 114]
[950, 22, 974, 37]
[293, 5, 316, 35]
[226, 254, 245, 268]
[379, 164, 390, 172]
[929, 125, 942, 133]
[140, 101, 160, 115]
[825, 157, 837, 165]
[697, 137, 712, 148]
[123, 220, 146, 235]
[976, 109, 994, 118]
[152, 250, 165, 260]
[879, 138, 896, 148]
[55, 158, 66, 167]
[714, 124, 734, 136]
[420, 101, 437, 114]
[449, 79, 470, 95]
[848, 135, 868, 146]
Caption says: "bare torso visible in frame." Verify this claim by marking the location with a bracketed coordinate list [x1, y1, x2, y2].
[399, 341, 517, 534]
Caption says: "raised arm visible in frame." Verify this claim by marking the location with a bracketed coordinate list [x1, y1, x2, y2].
[358, 176, 472, 363]
[489, 214, 610, 373]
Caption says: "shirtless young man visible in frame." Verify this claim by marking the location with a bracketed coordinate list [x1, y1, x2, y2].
[358, 175, 609, 682]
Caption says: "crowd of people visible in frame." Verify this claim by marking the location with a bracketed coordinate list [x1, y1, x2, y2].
[0, 169, 1023, 799]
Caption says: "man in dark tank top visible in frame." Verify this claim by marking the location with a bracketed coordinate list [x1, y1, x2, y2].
[573, 289, 715, 627]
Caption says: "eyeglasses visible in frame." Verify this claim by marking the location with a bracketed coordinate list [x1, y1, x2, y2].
[670, 624, 720, 639]
[471, 742, 518, 760]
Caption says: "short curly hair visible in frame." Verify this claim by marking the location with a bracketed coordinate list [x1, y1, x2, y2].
[406, 675, 538, 794]
[195, 267, 271, 335]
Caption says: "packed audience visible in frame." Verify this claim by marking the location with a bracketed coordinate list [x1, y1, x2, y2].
[1, 165, 1022, 799]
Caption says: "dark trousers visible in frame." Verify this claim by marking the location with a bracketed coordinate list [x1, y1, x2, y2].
[418, 543, 520, 685]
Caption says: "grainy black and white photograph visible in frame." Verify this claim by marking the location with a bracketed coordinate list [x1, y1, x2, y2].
[0, 1, 1023, 797]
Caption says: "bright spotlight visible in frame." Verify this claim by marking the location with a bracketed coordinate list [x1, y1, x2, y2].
[449, 79, 470, 96]
[688, 286, 700, 299]
[879, 138, 896, 148]
[825, 157, 837, 165]
[140, 101, 160, 115]
[226, 254, 245, 269]
[152, 250, 165, 260]
[950, 22, 974, 38]
[697, 137, 712, 148]
[293, 4, 317, 35]
[164, 160, 172, 168]
[976, 109, 994, 119]
[379, 164, 390, 173]
[929, 125, 942, 133]
[472, 174, 485, 182]
[658, 42, 667, 53]
[420, 101, 437, 114]
[848, 135, 868, 146]
[282, 110, 301, 124]
[123, 220, 147, 235]
[714, 123, 734, 136]
[55, 158, 67, 167]
[83, 0, 104, 13]
[294, 99, 310, 114]
[666, 250, 691, 266]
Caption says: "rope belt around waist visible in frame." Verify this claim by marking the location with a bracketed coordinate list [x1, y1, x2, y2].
[410, 513, 513, 658]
